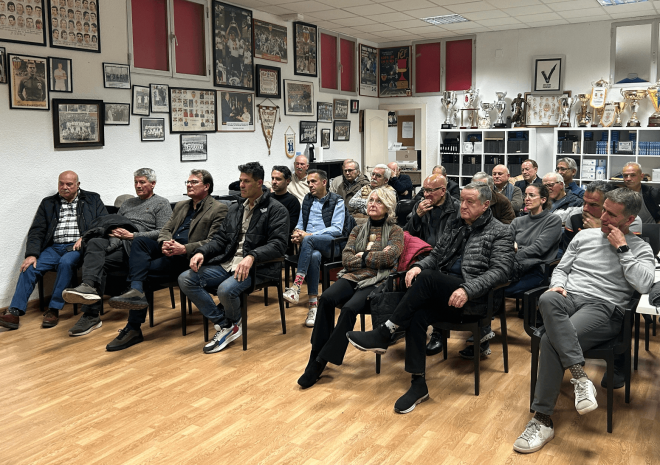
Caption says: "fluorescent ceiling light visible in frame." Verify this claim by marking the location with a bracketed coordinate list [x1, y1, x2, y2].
[596, 0, 647, 5]
[421, 14, 469, 25]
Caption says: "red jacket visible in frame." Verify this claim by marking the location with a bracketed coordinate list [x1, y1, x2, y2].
[398, 232, 432, 272]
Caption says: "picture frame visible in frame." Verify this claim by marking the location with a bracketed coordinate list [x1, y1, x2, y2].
[8, 53, 49, 110]
[0, 47, 7, 84]
[150, 83, 169, 113]
[523, 92, 571, 127]
[104, 103, 130, 125]
[320, 128, 330, 149]
[293, 21, 317, 77]
[49, 56, 72, 92]
[47, 0, 101, 53]
[532, 55, 565, 94]
[218, 90, 255, 132]
[253, 19, 287, 63]
[180, 134, 208, 162]
[350, 99, 359, 114]
[132, 85, 150, 116]
[333, 98, 348, 119]
[333, 120, 350, 141]
[378, 46, 411, 98]
[212, 1, 253, 90]
[255, 64, 281, 99]
[0, 0, 46, 47]
[299, 120, 317, 144]
[51, 98, 104, 148]
[317, 102, 332, 123]
[103, 63, 130, 89]
[359, 44, 378, 97]
[169, 87, 217, 133]
[283, 79, 313, 116]
[141, 117, 165, 142]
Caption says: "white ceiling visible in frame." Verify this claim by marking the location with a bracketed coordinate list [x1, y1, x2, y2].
[230, 0, 660, 45]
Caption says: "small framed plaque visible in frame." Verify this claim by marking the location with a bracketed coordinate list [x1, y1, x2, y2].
[532, 55, 565, 94]
[103, 63, 130, 89]
[320, 128, 330, 149]
[255, 64, 281, 99]
[150, 84, 169, 113]
[299, 120, 317, 144]
[104, 103, 130, 125]
[333, 99, 348, 119]
[317, 102, 332, 123]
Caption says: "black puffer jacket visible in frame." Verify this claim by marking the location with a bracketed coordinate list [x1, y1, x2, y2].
[413, 208, 514, 316]
[195, 191, 288, 281]
[405, 196, 460, 246]
[25, 189, 108, 258]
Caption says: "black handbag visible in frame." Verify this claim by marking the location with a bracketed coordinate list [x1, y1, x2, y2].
[367, 283, 405, 328]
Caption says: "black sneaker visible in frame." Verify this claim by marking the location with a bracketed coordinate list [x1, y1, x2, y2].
[346, 323, 391, 355]
[600, 368, 626, 389]
[109, 288, 148, 310]
[426, 330, 443, 356]
[68, 314, 102, 337]
[106, 327, 144, 351]
[459, 340, 492, 360]
[62, 283, 100, 305]
[297, 357, 327, 389]
[394, 376, 429, 414]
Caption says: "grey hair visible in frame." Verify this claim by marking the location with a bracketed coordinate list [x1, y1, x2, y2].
[463, 182, 492, 204]
[134, 168, 156, 182]
[472, 172, 494, 190]
[432, 165, 447, 176]
[623, 161, 643, 173]
[373, 164, 392, 180]
[605, 187, 643, 217]
[369, 187, 398, 224]
[493, 164, 509, 174]
[557, 157, 577, 172]
[344, 159, 360, 173]
[585, 180, 616, 196]
[190, 169, 213, 194]
[543, 171, 564, 186]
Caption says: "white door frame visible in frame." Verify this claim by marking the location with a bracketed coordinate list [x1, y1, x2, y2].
[377, 102, 427, 180]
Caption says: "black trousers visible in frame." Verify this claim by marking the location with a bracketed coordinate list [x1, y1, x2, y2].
[310, 278, 376, 366]
[390, 269, 464, 374]
[81, 237, 128, 317]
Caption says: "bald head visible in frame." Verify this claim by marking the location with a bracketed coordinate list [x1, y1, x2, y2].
[423, 174, 447, 206]
[492, 164, 510, 189]
[58, 170, 80, 202]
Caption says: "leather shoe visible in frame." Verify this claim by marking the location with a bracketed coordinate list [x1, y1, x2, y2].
[42, 308, 60, 328]
[426, 331, 443, 356]
[0, 309, 20, 330]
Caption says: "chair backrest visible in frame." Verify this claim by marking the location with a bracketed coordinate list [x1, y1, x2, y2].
[114, 194, 134, 208]
[395, 200, 416, 228]
[641, 223, 660, 257]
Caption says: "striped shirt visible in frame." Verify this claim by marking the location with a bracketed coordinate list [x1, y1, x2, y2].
[53, 192, 80, 244]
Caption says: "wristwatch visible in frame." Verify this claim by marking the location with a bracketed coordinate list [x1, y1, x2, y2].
[616, 245, 630, 254]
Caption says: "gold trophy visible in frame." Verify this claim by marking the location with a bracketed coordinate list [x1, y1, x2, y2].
[620, 89, 647, 127]
[647, 80, 660, 127]
[576, 94, 591, 127]
[613, 102, 626, 127]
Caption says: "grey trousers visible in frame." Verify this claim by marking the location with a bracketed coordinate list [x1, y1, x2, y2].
[531, 291, 624, 416]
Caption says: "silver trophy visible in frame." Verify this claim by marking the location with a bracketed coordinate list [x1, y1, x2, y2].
[558, 96, 576, 127]
[493, 91, 507, 128]
[440, 91, 457, 129]
[479, 102, 494, 129]
[460, 88, 479, 129]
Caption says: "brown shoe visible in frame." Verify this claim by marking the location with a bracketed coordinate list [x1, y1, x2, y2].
[0, 310, 20, 330]
[42, 308, 60, 328]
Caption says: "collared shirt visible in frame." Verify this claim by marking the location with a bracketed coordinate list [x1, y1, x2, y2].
[172, 197, 206, 244]
[295, 193, 345, 237]
[53, 191, 80, 244]
[222, 194, 263, 272]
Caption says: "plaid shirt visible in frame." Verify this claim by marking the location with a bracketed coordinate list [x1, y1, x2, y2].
[53, 192, 80, 244]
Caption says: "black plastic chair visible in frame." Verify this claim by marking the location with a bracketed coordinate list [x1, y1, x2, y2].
[144, 278, 195, 336]
[38, 271, 79, 315]
[395, 200, 416, 228]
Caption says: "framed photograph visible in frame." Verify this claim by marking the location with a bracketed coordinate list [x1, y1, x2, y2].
[132, 85, 149, 116]
[359, 44, 378, 97]
[180, 134, 208, 162]
[0, 0, 46, 46]
[255, 64, 281, 99]
[141, 118, 165, 142]
[333, 120, 350, 141]
[8, 54, 49, 110]
[317, 102, 332, 123]
[532, 55, 565, 94]
[219, 90, 254, 132]
[299, 121, 317, 144]
[212, 1, 253, 90]
[49, 57, 72, 92]
[104, 103, 130, 125]
[388, 111, 397, 127]
[293, 21, 317, 77]
[51, 98, 104, 148]
[47, 0, 100, 52]
[103, 63, 130, 89]
[253, 19, 287, 63]
[283, 79, 313, 116]
[0, 47, 7, 84]
[169, 87, 217, 133]
[333, 99, 348, 119]
[523, 92, 571, 127]
[320, 128, 330, 149]
[150, 83, 169, 113]
[350, 99, 359, 114]
[379, 46, 411, 97]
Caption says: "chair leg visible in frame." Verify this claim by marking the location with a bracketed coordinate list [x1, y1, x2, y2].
[376, 353, 381, 374]
[145, 289, 154, 328]
[473, 326, 480, 396]
[284, 264, 290, 309]
[179, 289, 187, 337]
[360, 314, 366, 331]
[264, 287, 269, 306]
[169, 286, 175, 309]
[624, 350, 631, 404]
[441, 330, 449, 360]
[277, 282, 286, 335]
[606, 356, 614, 433]
[38, 276, 45, 314]
[73, 304, 78, 316]
[654, 315, 657, 336]
[530, 337, 540, 412]
[499, 311, 509, 373]
[241, 295, 248, 351]
[645, 318, 651, 351]
[100, 298, 104, 316]
[203, 315, 209, 342]
[634, 313, 640, 371]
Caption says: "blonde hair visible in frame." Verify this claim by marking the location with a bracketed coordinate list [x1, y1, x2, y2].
[369, 187, 397, 224]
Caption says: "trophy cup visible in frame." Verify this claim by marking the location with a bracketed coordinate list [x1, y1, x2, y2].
[558, 96, 575, 127]
[576, 94, 591, 127]
[613, 102, 626, 127]
[440, 91, 457, 129]
[479, 102, 494, 129]
[646, 80, 660, 127]
[620, 89, 647, 127]
[492, 91, 507, 128]
[460, 88, 479, 129]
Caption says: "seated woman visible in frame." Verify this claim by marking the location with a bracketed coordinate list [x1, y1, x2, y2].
[298, 187, 404, 388]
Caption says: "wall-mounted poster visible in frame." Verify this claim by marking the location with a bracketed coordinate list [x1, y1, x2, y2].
[212, 1, 253, 90]
[52, 99, 104, 148]
[169, 87, 217, 133]
[141, 118, 165, 142]
[255, 64, 281, 99]
[333, 120, 350, 141]
[150, 83, 169, 113]
[333, 99, 348, 119]
[49, 57, 72, 92]
[379, 46, 411, 98]
[317, 102, 332, 123]
[103, 63, 130, 89]
[0, 0, 46, 46]
[299, 120, 317, 144]
[180, 134, 208, 162]
[104, 103, 130, 125]
[219, 90, 254, 132]
[253, 19, 287, 63]
[8, 54, 49, 110]
[359, 44, 377, 97]
[293, 21, 317, 77]
[284, 79, 313, 116]
[47, 0, 100, 53]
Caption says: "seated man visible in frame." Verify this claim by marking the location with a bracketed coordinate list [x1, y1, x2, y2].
[515, 159, 542, 193]
[556, 157, 584, 199]
[413, 165, 459, 202]
[387, 161, 413, 200]
[283, 169, 355, 327]
[288, 155, 310, 204]
[492, 164, 523, 212]
[512, 188, 653, 454]
[346, 183, 513, 414]
[0, 171, 106, 330]
[349, 164, 394, 218]
[542, 172, 583, 224]
[270, 165, 301, 240]
[178, 162, 288, 354]
[622, 161, 660, 224]
[104, 170, 228, 351]
[62, 168, 172, 337]
[329, 159, 354, 193]
[335, 159, 369, 205]
[472, 172, 515, 224]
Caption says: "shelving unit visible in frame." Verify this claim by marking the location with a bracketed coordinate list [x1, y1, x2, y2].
[553, 127, 660, 185]
[439, 128, 537, 187]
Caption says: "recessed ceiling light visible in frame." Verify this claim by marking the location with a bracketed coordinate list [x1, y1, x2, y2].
[421, 14, 469, 25]
[596, 0, 647, 5]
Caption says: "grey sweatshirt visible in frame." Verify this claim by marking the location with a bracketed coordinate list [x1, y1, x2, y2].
[118, 194, 172, 240]
[551, 228, 655, 310]
[510, 209, 562, 269]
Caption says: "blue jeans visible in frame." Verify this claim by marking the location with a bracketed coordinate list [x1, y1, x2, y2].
[178, 266, 252, 325]
[296, 234, 340, 296]
[504, 265, 546, 297]
[10, 243, 80, 313]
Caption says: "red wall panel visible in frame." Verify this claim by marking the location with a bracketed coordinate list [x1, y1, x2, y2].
[415, 42, 440, 93]
[321, 33, 338, 90]
[131, 0, 169, 71]
[446, 39, 472, 91]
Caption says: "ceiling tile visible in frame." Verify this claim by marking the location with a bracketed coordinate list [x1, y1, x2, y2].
[607, 11, 654, 19]
[443, 1, 496, 13]
[277, 1, 335, 13]
[487, 0, 541, 6]
[404, 6, 453, 17]
[345, 4, 398, 15]
[404, 25, 446, 34]
[371, 29, 421, 37]
[557, 7, 610, 18]
[538, 0, 574, 3]
[354, 23, 397, 32]
[502, 4, 552, 15]
[332, 16, 378, 27]
[418, 30, 460, 37]
[367, 12, 417, 22]
[476, 16, 522, 26]
[381, 0, 438, 11]
[258, 5, 296, 15]
[317, 0, 373, 7]
[305, 10, 356, 20]
[330, 26, 365, 35]
[607, 1, 655, 11]
[515, 11, 563, 22]
[356, 33, 385, 42]
[489, 23, 530, 30]
[519, 18, 569, 27]
[384, 19, 430, 28]
[548, 0, 601, 11]
[441, 20, 483, 29]
[462, 9, 510, 20]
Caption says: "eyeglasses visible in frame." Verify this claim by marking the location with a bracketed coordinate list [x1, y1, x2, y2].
[371, 173, 384, 179]
[543, 182, 558, 189]
[421, 186, 444, 194]
[556, 167, 569, 172]
[185, 180, 201, 186]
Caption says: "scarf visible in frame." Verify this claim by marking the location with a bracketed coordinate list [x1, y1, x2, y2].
[352, 215, 392, 289]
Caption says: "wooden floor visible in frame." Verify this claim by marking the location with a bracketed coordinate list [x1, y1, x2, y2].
[1, 289, 659, 465]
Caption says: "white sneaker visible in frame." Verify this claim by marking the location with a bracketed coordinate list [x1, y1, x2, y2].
[305, 306, 317, 327]
[203, 322, 242, 354]
[571, 378, 598, 415]
[513, 418, 554, 453]
[283, 287, 300, 305]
